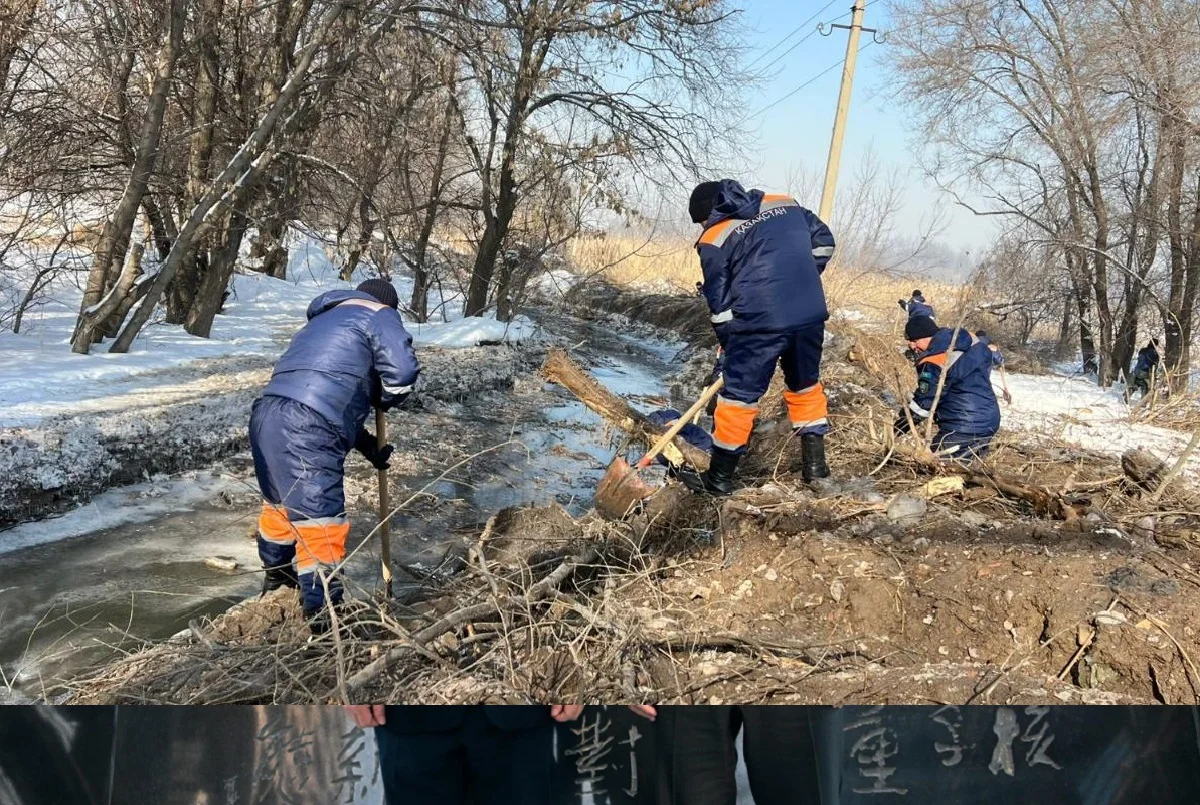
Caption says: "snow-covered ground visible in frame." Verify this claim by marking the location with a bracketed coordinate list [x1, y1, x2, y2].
[998, 370, 1199, 473]
[0, 231, 539, 428]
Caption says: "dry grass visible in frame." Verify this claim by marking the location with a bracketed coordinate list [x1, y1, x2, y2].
[568, 233, 699, 291]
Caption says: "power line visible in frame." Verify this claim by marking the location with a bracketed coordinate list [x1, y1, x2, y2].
[744, 0, 840, 70]
[746, 39, 877, 122]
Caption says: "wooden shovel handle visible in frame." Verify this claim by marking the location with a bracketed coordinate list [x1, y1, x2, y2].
[636, 376, 725, 470]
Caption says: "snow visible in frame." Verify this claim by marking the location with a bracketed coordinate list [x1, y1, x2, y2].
[1001, 371, 1200, 474]
[0, 230, 537, 428]
[0, 470, 240, 556]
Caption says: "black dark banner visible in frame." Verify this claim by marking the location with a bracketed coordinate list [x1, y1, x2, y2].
[0, 706, 1196, 804]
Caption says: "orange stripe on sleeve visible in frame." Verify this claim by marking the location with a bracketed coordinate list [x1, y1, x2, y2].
[918, 352, 948, 368]
[698, 219, 737, 246]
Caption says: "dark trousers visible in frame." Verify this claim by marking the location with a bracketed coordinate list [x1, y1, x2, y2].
[654, 706, 821, 805]
[375, 708, 554, 805]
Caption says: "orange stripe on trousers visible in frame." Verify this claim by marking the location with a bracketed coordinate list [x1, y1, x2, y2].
[783, 383, 828, 427]
[258, 503, 348, 570]
[713, 399, 759, 449]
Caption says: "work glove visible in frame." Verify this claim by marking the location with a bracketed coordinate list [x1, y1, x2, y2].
[898, 299, 908, 310]
[902, 347, 917, 364]
[354, 428, 394, 470]
[695, 281, 704, 297]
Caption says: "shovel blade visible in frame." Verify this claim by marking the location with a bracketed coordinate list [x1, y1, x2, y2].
[595, 457, 659, 520]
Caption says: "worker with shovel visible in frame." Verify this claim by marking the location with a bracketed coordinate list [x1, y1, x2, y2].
[249, 278, 418, 632]
[681, 179, 836, 494]
[895, 315, 999, 460]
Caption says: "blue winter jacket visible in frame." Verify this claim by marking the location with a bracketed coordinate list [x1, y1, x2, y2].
[976, 334, 1005, 367]
[696, 180, 834, 339]
[910, 328, 1000, 437]
[905, 296, 935, 319]
[1133, 345, 1159, 375]
[262, 290, 420, 442]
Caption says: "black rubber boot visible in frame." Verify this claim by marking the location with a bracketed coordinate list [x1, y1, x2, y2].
[261, 565, 299, 595]
[679, 446, 740, 496]
[800, 433, 830, 482]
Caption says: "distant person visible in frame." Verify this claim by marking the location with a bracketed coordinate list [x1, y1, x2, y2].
[683, 179, 836, 493]
[249, 279, 419, 631]
[345, 705, 582, 805]
[1128, 338, 1161, 400]
[895, 315, 1000, 460]
[631, 705, 822, 805]
[899, 289, 934, 319]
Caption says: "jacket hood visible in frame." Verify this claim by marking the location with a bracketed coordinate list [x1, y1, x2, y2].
[929, 326, 976, 355]
[306, 290, 380, 321]
[705, 180, 763, 227]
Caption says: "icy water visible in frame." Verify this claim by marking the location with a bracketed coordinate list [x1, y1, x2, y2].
[0, 314, 688, 697]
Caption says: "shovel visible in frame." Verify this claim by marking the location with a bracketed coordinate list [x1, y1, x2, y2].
[376, 408, 394, 598]
[594, 376, 725, 519]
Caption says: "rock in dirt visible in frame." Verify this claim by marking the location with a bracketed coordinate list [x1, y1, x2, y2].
[886, 494, 927, 522]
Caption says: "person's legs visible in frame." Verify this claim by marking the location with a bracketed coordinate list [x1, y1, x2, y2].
[375, 724, 467, 805]
[740, 707, 822, 805]
[462, 709, 554, 805]
[714, 331, 785, 452]
[249, 396, 351, 620]
[779, 323, 830, 481]
[683, 332, 783, 494]
[654, 705, 740, 805]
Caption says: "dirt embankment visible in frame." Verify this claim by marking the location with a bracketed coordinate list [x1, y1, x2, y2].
[0, 344, 540, 528]
[63, 285, 1200, 706]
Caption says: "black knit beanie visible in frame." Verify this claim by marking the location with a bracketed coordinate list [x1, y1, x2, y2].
[905, 315, 939, 341]
[357, 278, 399, 309]
[689, 181, 722, 224]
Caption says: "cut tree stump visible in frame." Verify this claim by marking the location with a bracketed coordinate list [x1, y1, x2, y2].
[542, 348, 710, 471]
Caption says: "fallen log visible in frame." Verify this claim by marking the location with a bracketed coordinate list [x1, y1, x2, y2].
[542, 348, 710, 471]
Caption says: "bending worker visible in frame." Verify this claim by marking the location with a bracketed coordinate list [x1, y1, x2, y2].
[895, 315, 999, 460]
[899, 289, 934, 319]
[1128, 338, 1160, 400]
[682, 179, 835, 494]
[249, 279, 419, 631]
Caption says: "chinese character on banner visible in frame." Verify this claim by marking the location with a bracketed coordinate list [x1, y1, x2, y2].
[844, 706, 908, 796]
[252, 711, 312, 805]
[334, 725, 370, 804]
[620, 723, 642, 798]
[930, 706, 965, 767]
[989, 706, 1063, 777]
[223, 776, 239, 805]
[566, 710, 614, 803]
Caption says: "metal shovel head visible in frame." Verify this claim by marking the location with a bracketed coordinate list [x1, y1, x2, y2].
[595, 456, 659, 520]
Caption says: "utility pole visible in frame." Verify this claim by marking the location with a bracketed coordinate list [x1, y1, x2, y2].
[818, 0, 875, 223]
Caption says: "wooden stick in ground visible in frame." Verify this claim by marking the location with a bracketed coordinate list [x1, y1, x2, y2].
[542, 348, 710, 470]
[376, 408, 393, 597]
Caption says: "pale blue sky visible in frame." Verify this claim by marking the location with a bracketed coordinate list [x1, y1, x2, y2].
[729, 0, 999, 259]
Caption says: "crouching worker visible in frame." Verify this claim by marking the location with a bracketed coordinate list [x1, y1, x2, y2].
[249, 279, 419, 631]
[681, 179, 836, 495]
[895, 315, 999, 461]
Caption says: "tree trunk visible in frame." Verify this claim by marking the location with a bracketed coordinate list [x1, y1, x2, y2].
[109, 0, 358, 353]
[71, 0, 186, 354]
[166, 0, 223, 323]
[409, 94, 455, 321]
[1054, 293, 1075, 361]
[186, 210, 248, 338]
